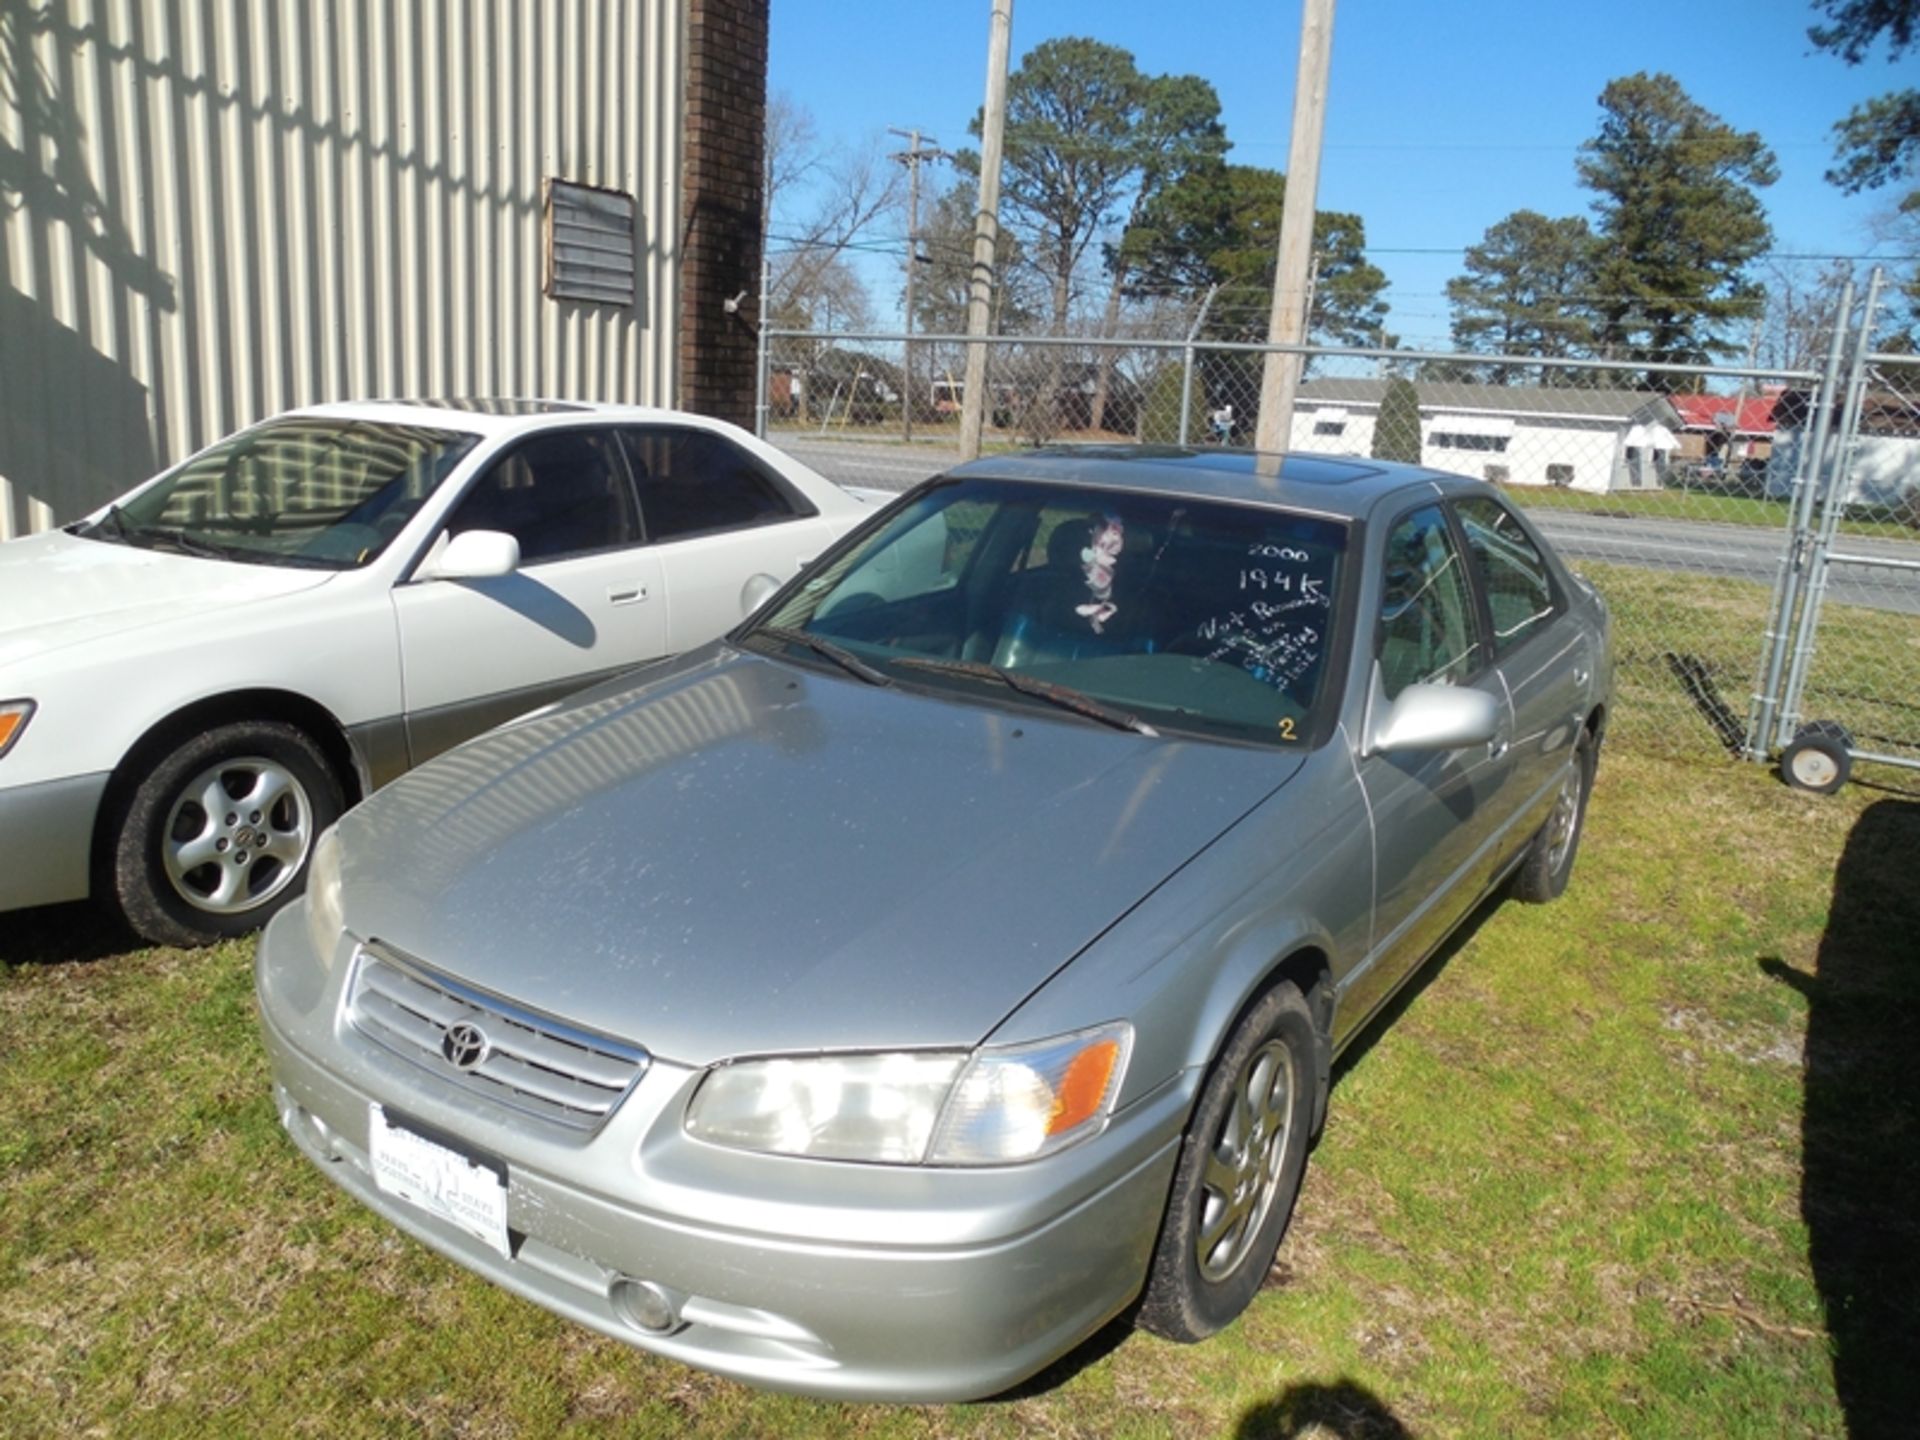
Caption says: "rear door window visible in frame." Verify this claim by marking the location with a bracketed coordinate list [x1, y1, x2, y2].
[620, 428, 809, 542]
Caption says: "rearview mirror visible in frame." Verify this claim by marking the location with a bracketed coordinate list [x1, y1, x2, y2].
[1364, 672, 1499, 757]
[421, 529, 520, 581]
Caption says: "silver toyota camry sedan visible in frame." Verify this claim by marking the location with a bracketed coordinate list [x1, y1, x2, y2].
[256, 447, 1611, 1401]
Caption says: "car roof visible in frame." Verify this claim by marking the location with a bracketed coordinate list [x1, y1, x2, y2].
[281, 398, 751, 439]
[945, 445, 1476, 521]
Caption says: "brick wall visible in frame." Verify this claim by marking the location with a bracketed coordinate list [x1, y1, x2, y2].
[679, 0, 768, 428]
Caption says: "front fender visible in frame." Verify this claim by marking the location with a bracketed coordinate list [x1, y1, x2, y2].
[988, 748, 1372, 1113]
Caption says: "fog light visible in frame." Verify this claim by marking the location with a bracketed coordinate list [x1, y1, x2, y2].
[609, 1277, 682, 1335]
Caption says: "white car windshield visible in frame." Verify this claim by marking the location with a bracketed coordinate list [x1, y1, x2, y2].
[749, 477, 1350, 748]
[82, 418, 479, 569]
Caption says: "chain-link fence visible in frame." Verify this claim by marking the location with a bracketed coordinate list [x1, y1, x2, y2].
[760, 305, 1920, 783]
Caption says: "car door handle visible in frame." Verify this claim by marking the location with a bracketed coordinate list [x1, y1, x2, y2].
[1489, 734, 1511, 761]
[608, 583, 648, 605]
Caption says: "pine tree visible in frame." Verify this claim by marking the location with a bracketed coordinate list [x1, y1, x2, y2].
[1372, 378, 1422, 464]
[1445, 210, 1596, 382]
[1125, 164, 1390, 348]
[1578, 73, 1778, 387]
[1808, 1, 1919, 346]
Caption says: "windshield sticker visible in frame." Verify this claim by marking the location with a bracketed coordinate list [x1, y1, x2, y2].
[1196, 553, 1335, 691]
[1076, 515, 1125, 633]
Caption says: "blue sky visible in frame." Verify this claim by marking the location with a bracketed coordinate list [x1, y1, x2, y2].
[768, 0, 1915, 345]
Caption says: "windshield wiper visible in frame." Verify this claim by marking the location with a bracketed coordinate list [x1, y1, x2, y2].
[893, 657, 1155, 735]
[752, 625, 894, 687]
[128, 525, 235, 560]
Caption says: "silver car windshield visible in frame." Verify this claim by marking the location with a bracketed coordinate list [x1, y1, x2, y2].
[85, 418, 479, 569]
[752, 477, 1348, 748]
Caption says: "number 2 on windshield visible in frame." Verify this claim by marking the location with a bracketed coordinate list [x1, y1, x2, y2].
[1276, 716, 1296, 741]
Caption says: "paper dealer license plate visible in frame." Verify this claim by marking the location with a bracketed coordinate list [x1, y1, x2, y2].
[368, 1104, 510, 1258]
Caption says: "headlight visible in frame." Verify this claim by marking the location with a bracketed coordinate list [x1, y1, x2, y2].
[686, 1051, 964, 1163]
[304, 825, 346, 966]
[683, 1021, 1132, 1166]
[0, 699, 34, 758]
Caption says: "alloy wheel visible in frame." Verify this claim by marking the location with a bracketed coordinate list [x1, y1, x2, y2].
[1194, 1038, 1296, 1282]
[161, 756, 315, 914]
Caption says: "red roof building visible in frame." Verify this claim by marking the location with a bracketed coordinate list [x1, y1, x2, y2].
[1669, 393, 1780, 465]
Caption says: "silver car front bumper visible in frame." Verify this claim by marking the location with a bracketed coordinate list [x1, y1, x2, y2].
[255, 907, 1194, 1401]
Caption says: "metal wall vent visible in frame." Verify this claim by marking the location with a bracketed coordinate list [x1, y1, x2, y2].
[545, 179, 638, 307]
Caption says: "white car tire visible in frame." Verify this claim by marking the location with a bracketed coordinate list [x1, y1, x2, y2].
[110, 720, 345, 948]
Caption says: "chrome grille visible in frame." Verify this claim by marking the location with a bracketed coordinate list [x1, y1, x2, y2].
[346, 943, 649, 1131]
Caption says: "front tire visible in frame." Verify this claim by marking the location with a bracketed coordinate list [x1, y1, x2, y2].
[110, 721, 344, 948]
[1139, 982, 1319, 1343]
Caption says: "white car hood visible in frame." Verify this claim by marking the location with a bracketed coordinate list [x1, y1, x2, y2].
[0, 530, 337, 669]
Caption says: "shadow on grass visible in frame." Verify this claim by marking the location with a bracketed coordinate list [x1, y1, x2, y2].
[1761, 797, 1920, 1440]
[0, 899, 140, 969]
[1236, 1378, 1413, 1437]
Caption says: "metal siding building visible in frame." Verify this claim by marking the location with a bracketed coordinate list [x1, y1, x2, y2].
[0, 0, 688, 539]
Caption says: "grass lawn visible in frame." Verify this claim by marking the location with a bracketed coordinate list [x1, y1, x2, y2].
[5, 611, 1919, 1436]
[1499, 483, 1920, 546]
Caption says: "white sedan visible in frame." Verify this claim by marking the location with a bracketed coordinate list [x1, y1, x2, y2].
[0, 399, 872, 946]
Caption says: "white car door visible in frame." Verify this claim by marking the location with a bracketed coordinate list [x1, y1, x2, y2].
[391, 427, 667, 764]
[618, 425, 844, 653]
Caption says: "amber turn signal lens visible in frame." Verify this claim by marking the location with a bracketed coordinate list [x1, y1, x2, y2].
[1047, 1038, 1123, 1137]
[0, 701, 33, 758]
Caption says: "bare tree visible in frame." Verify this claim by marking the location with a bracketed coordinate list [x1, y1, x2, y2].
[763, 95, 904, 330]
[1757, 255, 1856, 373]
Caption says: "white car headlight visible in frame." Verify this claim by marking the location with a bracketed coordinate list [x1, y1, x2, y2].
[683, 1021, 1132, 1166]
[304, 825, 346, 967]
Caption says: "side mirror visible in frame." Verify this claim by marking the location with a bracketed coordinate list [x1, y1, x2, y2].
[1364, 669, 1499, 757]
[421, 529, 520, 581]
[740, 572, 782, 617]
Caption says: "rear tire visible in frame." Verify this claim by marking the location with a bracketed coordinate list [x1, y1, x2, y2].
[110, 721, 344, 948]
[1138, 982, 1319, 1343]
[1512, 728, 1596, 904]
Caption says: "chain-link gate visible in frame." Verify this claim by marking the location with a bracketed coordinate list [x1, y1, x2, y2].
[760, 286, 1918, 785]
[1750, 272, 1920, 791]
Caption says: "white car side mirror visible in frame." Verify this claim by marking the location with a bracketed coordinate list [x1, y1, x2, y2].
[740, 572, 782, 617]
[1363, 666, 1499, 757]
[421, 529, 520, 581]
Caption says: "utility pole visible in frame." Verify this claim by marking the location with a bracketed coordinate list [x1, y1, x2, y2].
[1253, 0, 1336, 463]
[960, 0, 1013, 462]
[890, 127, 952, 445]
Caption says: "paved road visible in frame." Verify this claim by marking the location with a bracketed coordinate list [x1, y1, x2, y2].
[779, 436, 1920, 617]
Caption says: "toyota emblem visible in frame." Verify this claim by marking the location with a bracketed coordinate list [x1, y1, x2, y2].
[440, 1021, 489, 1071]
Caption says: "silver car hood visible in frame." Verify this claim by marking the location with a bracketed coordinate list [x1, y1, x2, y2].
[334, 647, 1305, 1063]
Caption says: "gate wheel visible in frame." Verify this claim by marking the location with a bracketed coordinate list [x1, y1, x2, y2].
[1779, 721, 1854, 796]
